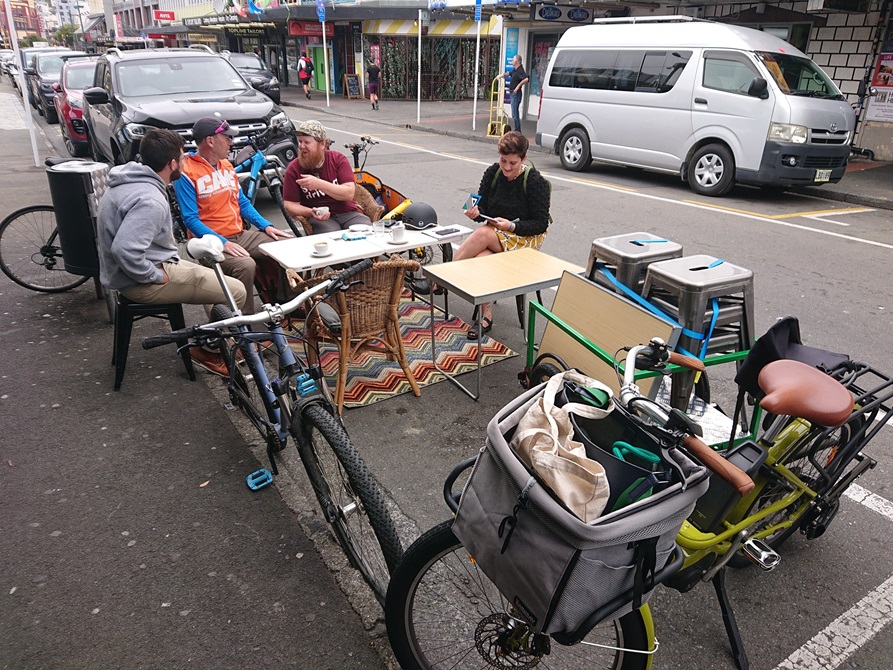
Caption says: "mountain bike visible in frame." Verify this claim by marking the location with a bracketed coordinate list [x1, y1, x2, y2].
[142, 240, 402, 602]
[386, 330, 891, 669]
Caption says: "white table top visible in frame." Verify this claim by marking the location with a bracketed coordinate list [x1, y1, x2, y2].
[259, 224, 472, 272]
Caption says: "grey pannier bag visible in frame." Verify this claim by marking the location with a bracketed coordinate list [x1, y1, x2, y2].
[452, 385, 710, 636]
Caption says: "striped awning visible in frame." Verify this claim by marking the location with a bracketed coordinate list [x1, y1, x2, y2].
[363, 16, 501, 36]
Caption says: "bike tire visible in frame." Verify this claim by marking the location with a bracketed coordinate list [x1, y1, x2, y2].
[385, 519, 652, 670]
[293, 403, 402, 603]
[268, 181, 303, 237]
[0, 206, 90, 293]
[727, 414, 866, 568]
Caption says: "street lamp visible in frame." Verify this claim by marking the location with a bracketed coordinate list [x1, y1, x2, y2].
[73, 4, 87, 50]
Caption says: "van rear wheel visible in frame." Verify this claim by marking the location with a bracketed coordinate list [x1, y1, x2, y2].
[687, 144, 735, 196]
[559, 128, 592, 172]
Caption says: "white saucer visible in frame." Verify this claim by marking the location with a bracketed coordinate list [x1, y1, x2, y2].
[386, 239, 406, 245]
[349, 224, 371, 233]
[311, 250, 333, 258]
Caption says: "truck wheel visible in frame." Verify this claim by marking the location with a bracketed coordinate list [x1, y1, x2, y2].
[559, 128, 592, 172]
[687, 144, 735, 196]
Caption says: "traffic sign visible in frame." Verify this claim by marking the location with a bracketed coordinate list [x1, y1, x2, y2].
[316, 0, 325, 22]
[474, 0, 482, 21]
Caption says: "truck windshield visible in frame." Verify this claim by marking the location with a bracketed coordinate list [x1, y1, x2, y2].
[755, 52, 845, 100]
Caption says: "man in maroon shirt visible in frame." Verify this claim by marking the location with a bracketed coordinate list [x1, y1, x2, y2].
[282, 120, 372, 234]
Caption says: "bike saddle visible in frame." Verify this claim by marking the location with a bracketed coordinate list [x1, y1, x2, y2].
[758, 359, 854, 428]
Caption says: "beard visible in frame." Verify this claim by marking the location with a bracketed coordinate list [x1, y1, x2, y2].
[170, 167, 182, 182]
[298, 143, 326, 171]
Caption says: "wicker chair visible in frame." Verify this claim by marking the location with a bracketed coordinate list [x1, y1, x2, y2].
[287, 255, 421, 414]
[295, 185, 386, 236]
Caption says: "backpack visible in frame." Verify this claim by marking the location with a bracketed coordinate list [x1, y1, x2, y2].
[301, 58, 314, 76]
[490, 160, 553, 224]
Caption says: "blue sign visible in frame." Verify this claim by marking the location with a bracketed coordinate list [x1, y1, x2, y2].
[316, 0, 325, 22]
[474, 0, 482, 22]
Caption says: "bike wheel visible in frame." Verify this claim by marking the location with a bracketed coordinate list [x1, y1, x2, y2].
[293, 403, 402, 602]
[385, 520, 653, 670]
[727, 415, 865, 568]
[0, 206, 90, 292]
[268, 181, 302, 237]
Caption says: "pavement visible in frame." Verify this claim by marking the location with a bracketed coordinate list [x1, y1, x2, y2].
[0, 89, 389, 669]
[279, 85, 893, 212]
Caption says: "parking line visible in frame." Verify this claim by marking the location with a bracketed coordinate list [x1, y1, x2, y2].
[845, 484, 893, 521]
[774, 572, 893, 670]
[766, 206, 873, 220]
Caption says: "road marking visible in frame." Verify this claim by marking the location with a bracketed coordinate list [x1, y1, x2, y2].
[774, 572, 893, 670]
[324, 126, 893, 252]
[765, 206, 872, 220]
[845, 484, 893, 521]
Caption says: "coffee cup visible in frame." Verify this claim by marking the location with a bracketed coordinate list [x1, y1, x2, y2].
[390, 223, 406, 243]
[314, 206, 330, 218]
[313, 241, 329, 256]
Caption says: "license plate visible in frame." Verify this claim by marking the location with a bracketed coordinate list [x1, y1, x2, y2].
[814, 169, 832, 183]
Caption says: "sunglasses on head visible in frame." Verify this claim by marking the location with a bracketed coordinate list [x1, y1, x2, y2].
[214, 120, 230, 135]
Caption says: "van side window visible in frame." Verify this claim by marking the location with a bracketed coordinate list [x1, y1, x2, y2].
[702, 51, 759, 94]
[549, 49, 691, 94]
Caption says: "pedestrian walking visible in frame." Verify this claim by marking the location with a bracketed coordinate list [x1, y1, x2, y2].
[298, 51, 314, 100]
[366, 58, 381, 111]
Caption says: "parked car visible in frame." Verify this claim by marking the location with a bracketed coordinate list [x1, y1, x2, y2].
[83, 48, 297, 167]
[53, 57, 99, 157]
[0, 50, 14, 75]
[17, 46, 73, 105]
[223, 50, 281, 104]
[27, 50, 86, 123]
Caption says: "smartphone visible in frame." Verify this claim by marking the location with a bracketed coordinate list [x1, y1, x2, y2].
[480, 215, 500, 224]
[435, 227, 459, 236]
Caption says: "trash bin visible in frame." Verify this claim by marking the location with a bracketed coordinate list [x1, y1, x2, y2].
[46, 161, 110, 277]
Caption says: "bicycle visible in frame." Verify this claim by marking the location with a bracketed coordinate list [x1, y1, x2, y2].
[142, 239, 403, 602]
[385, 330, 892, 670]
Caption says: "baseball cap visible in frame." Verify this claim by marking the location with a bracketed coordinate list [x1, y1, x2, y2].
[296, 120, 327, 141]
[193, 117, 239, 142]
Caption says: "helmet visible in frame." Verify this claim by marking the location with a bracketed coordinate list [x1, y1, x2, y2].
[402, 202, 438, 230]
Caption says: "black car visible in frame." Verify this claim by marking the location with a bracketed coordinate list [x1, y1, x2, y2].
[83, 48, 297, 167]
[26, 50, 87, 124]
[16, 46, 71, 101]
[223, 51, 280, 104]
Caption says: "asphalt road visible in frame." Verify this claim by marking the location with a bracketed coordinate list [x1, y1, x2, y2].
[5, 84, 892, 670]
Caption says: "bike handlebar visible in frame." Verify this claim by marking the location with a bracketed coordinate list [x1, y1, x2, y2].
[620, 340, 754, 496]
[142, 258, 375, 350]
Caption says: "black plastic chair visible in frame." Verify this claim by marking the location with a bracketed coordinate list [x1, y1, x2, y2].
[112, 294, 196, 391]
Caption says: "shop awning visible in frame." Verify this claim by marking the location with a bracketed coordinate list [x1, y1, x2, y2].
[363, 16, 500, 36]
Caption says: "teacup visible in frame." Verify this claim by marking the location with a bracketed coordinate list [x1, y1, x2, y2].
[390, 223, 406, 243]
[313, 241, 329, 256]
[314, 206, 330, 218]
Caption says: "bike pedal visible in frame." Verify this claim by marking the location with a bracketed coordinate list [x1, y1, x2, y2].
[742, 538, 780, 571]
[296, 373, 317, 396]
[246, 468, 273, 491]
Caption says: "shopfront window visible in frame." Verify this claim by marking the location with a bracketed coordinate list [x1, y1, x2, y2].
[530, 33, 562, 99]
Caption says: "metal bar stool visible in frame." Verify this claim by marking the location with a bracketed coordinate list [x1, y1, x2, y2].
[586, 232, 683, 295]
[112, 295, 196, 391]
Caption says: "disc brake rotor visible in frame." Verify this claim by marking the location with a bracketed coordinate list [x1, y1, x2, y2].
[474, 612, 545, 669]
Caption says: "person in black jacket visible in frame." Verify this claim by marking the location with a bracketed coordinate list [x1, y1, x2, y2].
[455, 131, 551, 339]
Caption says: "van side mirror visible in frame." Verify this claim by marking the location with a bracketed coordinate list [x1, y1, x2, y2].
[748, 77, 769, 99]
[83, 87, 109, 105]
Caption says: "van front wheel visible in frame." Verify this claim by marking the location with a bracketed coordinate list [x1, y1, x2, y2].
[559, 129, 592, 172]
[687, 144, 735, 196]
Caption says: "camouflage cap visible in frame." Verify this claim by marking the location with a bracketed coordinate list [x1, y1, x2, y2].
[296, 120, 327, 141]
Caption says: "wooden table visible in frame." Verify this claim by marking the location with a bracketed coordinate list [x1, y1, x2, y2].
[258, 225, 472, 272]
[422, 248, 585, 400]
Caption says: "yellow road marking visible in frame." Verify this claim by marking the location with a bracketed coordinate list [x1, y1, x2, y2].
[564, 176, 638, 192]
[764, 207, 871, 219]
[682, 200, 762, 216]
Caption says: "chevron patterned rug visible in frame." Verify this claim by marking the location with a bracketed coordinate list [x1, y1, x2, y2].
[312, 297, 517, 409]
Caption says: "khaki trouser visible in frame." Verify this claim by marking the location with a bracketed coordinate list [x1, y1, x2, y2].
[121, 260, 247, 312]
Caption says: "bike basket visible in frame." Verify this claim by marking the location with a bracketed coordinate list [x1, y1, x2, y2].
[452, 385, 710, 636]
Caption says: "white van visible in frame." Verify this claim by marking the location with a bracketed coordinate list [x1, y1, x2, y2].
[535, 16, 855, 196]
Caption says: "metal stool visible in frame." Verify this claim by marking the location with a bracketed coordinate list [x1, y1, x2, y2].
[112, 295, 196, 391]
[643, 255, 755, 409]
[586, 232, 683, 295]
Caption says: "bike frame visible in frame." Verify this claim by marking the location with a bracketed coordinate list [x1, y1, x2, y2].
[232, 145, 284, 205]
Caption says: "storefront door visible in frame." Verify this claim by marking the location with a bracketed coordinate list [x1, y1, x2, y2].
[527, 32, 562, 120]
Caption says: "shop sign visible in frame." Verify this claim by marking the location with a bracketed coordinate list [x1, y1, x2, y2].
[184, 14, 241, 27]
[228, 27, 268, 36]
[530, 3, 593, 24]
[865, 52, 893, 122]
[154, 10, 175, 22]
[288, 20, 334, 37]
[188, 33, 219, 43]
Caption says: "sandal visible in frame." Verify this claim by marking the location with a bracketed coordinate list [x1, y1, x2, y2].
[467, 316, 492, 340]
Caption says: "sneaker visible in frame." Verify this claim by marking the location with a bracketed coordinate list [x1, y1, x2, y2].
[190, 347, 229, 377]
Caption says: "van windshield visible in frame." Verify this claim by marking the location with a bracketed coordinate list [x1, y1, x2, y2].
[756, 52, 844, 100]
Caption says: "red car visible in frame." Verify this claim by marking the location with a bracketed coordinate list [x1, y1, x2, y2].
[53, 58, 98, 158]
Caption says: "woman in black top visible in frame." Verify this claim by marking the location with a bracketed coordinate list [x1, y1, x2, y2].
[455, 131, 552, 339]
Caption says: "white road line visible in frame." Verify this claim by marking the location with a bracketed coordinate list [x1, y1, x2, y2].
[845, 484, 893, 521]
[774, 573, 893, 670]
[321, 125, 893, 252]
[804, 215, 851, 226]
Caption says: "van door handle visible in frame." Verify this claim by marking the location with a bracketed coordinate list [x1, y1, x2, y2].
[694, 97, 708, 105]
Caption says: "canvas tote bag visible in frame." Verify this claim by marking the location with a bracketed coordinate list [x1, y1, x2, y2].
[510, 370, 613, 522]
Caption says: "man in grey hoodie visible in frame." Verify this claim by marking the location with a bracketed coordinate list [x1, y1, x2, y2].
[98, 128, 246, 375]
